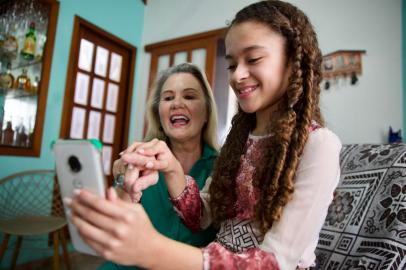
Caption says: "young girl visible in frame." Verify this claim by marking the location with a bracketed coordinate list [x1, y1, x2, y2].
[68, 1, 341, 269]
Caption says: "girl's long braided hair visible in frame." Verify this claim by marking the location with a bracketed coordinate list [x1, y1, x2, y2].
[209, 0, 325, 233]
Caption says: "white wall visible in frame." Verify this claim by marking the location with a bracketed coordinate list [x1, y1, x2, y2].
[134, 0, 402, 144]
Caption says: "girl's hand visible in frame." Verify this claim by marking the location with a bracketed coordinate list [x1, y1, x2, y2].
[67, 188, 162, 267]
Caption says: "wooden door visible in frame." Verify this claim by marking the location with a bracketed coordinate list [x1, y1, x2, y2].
[60, 17, 136, 185]
[145, 28, 226, 93]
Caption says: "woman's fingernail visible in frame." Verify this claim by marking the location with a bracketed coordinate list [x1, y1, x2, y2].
[63, 197, 72, 206]
[128, 164, 134, 170]
[73, 189, 81, 196]
[119, 151, 125, 155]
[137, 148, 144, 154]
[146, 161, 153, 168]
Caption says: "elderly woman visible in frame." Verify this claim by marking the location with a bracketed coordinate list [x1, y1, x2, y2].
[99, 63, 219, 269]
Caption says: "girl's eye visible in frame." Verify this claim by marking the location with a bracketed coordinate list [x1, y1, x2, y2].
[227, 64, 237, 71]
[247, 57, 261, 64]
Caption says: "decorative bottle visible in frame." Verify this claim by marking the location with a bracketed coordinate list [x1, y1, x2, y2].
[21, 22, 37, 61]
[14, 68, 31, 91]
[0, 63, 14, 89]
[31, 76, 40, 93]
[16, 125, 28, 147]
[3, 121, 14, 145]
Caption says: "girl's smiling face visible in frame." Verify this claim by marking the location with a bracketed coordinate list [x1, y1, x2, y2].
[158, 73, 208, 144]
[225, 21, 291, 119]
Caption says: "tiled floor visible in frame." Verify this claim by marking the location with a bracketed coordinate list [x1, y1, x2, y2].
[13, 252, 107, 270]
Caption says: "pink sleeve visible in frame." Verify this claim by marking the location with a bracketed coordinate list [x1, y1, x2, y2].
[202, 242, 280, 270]
[170, 175, 202, 232]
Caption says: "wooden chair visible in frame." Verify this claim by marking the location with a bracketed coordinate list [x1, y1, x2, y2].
[0, 170, 70, 270]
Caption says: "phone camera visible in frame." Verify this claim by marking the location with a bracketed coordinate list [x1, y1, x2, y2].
[68, 155, 82, 173]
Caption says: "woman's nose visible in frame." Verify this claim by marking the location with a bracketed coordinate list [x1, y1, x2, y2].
[170, 96, 185, 109]
[231, 64, 249, 83]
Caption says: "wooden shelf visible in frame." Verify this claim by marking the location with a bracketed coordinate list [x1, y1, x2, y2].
[0, 88, 37, 99]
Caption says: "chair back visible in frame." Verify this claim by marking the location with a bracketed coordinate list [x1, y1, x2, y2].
[0, 170, 65, 220]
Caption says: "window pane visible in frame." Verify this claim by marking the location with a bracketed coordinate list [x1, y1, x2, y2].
[157, 54, 170, 73]
[174, 51, 187, 65]
[74, 72, 90, 105]
[102, 146, 112, 175]
[70, 107, 86, 139]
[102, 114, 115, 143]
[191, 48, 206, 71]
[106, 83, 119, 112]
[78, 39, 94, 72]
[109, 52, 122, 82]
[95, 46, 109, 77]
[90, 78, 105, 109]
[87, 110, 101, 139]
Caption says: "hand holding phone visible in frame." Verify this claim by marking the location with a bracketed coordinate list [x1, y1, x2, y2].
[53, 139, 106, 256]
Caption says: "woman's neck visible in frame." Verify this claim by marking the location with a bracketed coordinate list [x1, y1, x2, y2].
[170, 138, 203, 174]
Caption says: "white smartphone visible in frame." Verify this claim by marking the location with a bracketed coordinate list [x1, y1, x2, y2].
[53, 139, 106, 256]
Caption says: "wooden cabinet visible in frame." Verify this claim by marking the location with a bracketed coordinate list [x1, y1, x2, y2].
[0, 0, 59, 156]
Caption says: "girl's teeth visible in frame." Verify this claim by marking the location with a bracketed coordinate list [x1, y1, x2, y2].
[240, 86, 255, 94]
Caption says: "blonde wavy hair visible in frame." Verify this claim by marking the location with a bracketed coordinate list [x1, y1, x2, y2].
[144, 63, 219, 150]
[209, 0, 325, 233]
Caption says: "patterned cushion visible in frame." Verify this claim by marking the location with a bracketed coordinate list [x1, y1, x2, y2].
[315, 144, 406, 270]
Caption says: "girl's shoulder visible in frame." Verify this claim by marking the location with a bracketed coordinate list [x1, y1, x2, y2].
[306, 125, 342, 154]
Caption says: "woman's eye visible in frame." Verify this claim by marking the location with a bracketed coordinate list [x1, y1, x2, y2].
[184, 95, 195, 100]
[162, 96, 173, 101]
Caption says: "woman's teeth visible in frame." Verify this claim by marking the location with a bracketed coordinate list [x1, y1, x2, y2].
[170, 115, 190, 124]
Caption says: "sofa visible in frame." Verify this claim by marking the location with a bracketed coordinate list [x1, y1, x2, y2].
[315, 144, 406, 270]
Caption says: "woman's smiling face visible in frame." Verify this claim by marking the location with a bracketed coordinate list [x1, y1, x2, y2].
[158, 72, 208, 143]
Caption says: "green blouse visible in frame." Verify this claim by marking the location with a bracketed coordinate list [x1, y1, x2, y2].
[98, 143, 218, 270]
[142, 143, 218, 246]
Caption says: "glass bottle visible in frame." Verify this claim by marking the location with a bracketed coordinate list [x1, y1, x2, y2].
[16, 125, 28, 147]
[21, 22, 37, 61]
[31, 76, 40, 93]
[14, 68, 31, 91]
[2, 121, 14, 145]
[3, 25, 19, 56]
[0, 63, 14, 89]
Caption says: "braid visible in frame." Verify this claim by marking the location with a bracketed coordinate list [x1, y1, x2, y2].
[209, 110, 255, 224]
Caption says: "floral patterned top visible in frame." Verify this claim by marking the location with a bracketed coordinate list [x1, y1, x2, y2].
[171, 126, 342, 270]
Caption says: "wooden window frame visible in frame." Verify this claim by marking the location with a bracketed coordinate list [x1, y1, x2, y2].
[145, 28, 226, 92]
[60, 16, 137, 182]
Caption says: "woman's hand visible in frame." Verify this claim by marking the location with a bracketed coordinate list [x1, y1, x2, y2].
[113, 142, 160, 202]
[112, 159, 126, 178]
[67, 188, 163, 267]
